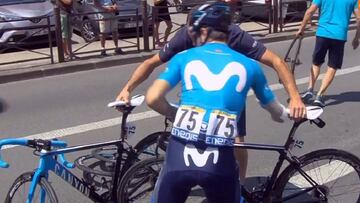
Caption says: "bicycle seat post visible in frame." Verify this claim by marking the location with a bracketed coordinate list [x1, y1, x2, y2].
[120, 106, 135, 141]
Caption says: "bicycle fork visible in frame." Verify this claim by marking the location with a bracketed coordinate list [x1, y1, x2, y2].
[27, 155, 51, 203]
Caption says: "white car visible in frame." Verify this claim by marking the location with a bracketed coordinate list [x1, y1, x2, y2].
[0, 0, 55, 45]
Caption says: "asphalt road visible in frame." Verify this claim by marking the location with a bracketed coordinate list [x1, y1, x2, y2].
[0, 31, 359, 202]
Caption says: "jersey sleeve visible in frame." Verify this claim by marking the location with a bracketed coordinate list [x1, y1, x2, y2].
[158, 27, 193, 63]
[355, 1, 358, 11]
[312, 0, 321, 7]
[251, 62, 275, 106]
[228, 25, 266, 61]
[158, 54, 182, 88]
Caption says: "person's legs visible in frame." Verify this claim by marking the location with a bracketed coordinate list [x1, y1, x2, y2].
[60, 14, 71, 60]
[163, 20, 173, 43]
[316, 66, 337, 96]
[234, 110, 247, 184]
[308, 63, 321, 90]
[314, 39, 345, 107]
[154, 22, 161, 46]
[203, 173, 240, 203]
[110, 17, 123, 54]
[98, 13, 109, 56]
[234, 136, 247, 184]
[302, 36, 329, 101]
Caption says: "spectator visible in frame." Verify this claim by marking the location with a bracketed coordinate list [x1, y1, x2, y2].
[58, 0, 73, 61]
[95, 0, 123, 56]
[297, 0, 360, 107]
[153, 0, 173, 48]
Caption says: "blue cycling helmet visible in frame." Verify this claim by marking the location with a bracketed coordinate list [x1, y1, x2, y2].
[188, 2, 232, 33]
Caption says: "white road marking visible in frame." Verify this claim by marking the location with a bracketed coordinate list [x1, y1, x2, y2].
[2, 65, 360, 150]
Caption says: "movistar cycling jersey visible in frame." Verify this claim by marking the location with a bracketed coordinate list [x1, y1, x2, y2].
[153, 42, 275, 203]
[159, 42, 275, 146]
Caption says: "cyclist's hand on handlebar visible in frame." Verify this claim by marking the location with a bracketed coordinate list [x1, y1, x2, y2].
[288, 97, 306, 121]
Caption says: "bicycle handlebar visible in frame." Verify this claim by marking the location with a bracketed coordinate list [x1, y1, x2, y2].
[0, 138, 68, 169]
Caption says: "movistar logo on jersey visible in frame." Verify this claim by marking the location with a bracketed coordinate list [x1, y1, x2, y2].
[183, 144, 219, 167]
[184, 60, 247, 92]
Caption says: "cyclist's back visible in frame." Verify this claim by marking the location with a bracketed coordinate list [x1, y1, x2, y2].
[146, 2, 277, 203]
[153, 42, 275, 203]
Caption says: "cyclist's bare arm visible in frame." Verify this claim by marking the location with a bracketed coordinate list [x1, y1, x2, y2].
[259, 49, 306, 120]
[116, 54, 163, 104]
[146, 80, 177, 121]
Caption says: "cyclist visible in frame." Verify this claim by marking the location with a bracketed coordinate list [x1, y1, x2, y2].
[146, 3, 287, 202]
[116, 0, 305, 186]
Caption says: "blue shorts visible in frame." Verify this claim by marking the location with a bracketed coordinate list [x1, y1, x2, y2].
[151, 137, 240, 203]
[313, 36, 346, 69]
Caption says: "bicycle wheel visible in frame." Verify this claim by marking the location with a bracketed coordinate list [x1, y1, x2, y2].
[91, 131, 169, 163]
[117, 156, 164, 203]
[74, 154, 114, 177]
[5, 171, 58, 203]
[274, 149, 360, 203]
[135, 131, 169, 159]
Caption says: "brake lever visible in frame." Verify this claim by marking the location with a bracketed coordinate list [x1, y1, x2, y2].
[310, 118, 326, 128]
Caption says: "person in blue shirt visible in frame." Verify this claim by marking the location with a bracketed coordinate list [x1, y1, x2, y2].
[297, 0, 360, 107]
[146, 3, 287, 202]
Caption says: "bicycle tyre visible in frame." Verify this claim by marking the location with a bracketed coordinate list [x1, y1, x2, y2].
[91, 131, 170, 163]
[75, 154, 114, 177]
[134, 131, 169, 159]
[5, 171, 58, 203]
[274, 149, 360, 203]
[117, 156, 165, 203]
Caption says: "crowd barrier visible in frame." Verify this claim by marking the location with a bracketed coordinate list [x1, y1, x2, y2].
[0, 0, 358, 67]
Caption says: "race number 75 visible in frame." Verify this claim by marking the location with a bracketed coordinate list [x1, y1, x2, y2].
[174, 106, 205, 134]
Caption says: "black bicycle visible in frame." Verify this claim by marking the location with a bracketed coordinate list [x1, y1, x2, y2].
[117, 106, 360, 203]
[0, 95, 169, 203]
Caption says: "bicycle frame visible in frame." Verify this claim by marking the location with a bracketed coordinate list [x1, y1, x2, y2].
[26, 138, 137, 203]
[0, 107, 139, 203]
[234, 118, 326, 202]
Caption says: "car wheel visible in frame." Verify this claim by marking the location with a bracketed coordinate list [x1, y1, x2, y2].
[80, 18, 98, 43]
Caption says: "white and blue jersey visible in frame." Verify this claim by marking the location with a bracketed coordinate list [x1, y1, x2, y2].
[152, 42, 275, 203]
[159, 42, 275, 146]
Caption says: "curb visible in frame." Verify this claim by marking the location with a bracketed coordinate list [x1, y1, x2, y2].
[0, 51, 156, 84]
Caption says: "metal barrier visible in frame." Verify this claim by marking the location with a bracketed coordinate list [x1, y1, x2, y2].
[1, 0, 358, 67]
[278, 0, 311, 32]
[66, 8, 141, 59]
[238, 1, 273, 35]
[0, 15, 55, 66]
[150, 3, 188, 50]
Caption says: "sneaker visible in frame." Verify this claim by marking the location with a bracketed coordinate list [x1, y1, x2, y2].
[301, 89, 314, 103]
[114, 48, 124, 55]
[313, 95, 325, 107]
[100, 50, 108, 57]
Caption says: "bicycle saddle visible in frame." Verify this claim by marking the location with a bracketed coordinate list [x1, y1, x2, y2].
[285, 106, 323, 120]
[305, 106, 323, 120]
[107, 95, 145, 108]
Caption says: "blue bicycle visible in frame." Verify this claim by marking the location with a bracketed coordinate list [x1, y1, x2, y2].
[0, 95, 168, 203]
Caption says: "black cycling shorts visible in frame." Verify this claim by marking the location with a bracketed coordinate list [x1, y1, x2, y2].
[313, 36, 346, 69]
[151, 137, 240, 203]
